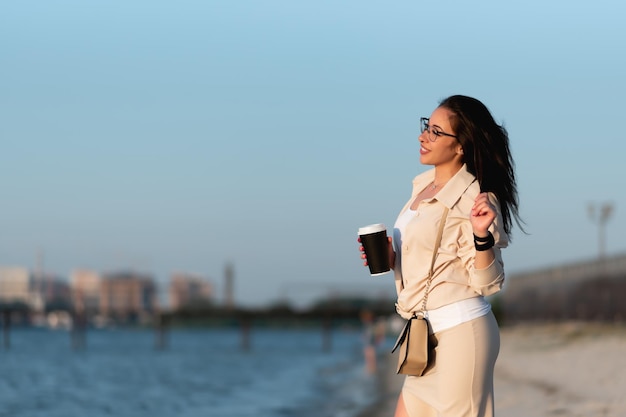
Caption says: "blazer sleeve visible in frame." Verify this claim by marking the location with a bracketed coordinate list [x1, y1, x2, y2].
[456, 195, 509, 296]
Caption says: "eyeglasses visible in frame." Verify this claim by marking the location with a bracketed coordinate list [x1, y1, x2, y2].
[420, 117, 457, 142]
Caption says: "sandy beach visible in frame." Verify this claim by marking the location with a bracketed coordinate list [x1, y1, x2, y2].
[359, 322, 626, 417]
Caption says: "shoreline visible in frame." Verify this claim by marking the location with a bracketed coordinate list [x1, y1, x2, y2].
[354, 350, 403, 417]
[355, 322, 626, 417]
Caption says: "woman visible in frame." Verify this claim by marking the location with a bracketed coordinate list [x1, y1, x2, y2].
[358, 95, 522, 417]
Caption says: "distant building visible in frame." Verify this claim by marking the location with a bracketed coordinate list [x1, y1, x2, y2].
[35, 273, 72, 311]
[100, 271, 157, 323]
[70, 269, 101, 315]
[169, 272, 213, 310]
[0, 266, 31, 306]
[224, 263, 234, 309]
[0, 266, 72, 315]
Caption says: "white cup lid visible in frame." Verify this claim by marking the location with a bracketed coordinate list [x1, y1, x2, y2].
[358, 223, 386, 235]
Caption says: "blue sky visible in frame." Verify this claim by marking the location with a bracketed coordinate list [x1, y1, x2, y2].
[1, 1, 625, 308]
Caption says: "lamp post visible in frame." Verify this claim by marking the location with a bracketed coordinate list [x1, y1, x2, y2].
[587, 202, 614, 259]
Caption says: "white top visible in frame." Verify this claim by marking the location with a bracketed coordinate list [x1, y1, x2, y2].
[423, 297, 491, 334]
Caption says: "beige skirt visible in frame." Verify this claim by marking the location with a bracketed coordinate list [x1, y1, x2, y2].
[402, 311, 500, 417]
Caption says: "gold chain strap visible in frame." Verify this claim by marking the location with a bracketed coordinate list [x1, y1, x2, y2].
[420, 207, 449, 313]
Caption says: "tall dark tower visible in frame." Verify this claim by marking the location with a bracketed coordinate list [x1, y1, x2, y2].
[224, 262, 234, 310]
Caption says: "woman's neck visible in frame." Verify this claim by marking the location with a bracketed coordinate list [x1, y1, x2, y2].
[433, 163, 462, 186]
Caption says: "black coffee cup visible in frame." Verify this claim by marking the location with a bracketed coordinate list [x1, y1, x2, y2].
[358, 223, 391, 276]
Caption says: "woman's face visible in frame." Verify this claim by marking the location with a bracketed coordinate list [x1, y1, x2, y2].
[419, 106, 463, 168]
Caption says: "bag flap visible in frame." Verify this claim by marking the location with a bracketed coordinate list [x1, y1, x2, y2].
[391, 318, 411, 353]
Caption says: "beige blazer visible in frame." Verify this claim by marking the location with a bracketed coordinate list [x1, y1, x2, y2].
[393, 164, 508, 318]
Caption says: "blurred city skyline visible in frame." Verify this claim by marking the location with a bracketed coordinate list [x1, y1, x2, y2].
[0, 258, 397, 311]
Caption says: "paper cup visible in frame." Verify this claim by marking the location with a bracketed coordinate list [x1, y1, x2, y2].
[358, 224, 391, 276]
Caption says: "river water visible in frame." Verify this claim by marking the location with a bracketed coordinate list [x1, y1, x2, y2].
[0, 327, 390, 417]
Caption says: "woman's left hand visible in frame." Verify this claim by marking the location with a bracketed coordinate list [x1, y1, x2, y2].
[470, 192, 496, 236]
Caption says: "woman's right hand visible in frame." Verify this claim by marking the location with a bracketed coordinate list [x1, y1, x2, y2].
[357, 236, 395, 270]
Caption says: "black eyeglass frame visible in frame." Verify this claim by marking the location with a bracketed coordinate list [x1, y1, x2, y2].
[420, 117, 457, 142]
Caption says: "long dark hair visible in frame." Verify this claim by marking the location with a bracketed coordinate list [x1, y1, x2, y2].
[439, 95, 523, 235]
